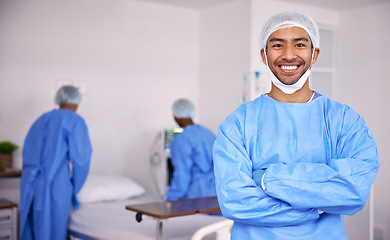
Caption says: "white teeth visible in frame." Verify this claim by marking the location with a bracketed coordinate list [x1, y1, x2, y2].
[281, 65, 297, 70]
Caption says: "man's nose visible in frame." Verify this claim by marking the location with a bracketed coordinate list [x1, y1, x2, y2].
[281, 46, 296, 60]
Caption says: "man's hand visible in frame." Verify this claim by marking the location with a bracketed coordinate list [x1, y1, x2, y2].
[253, 169, 266, 189]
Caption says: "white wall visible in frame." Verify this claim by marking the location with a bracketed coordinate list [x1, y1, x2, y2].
[0, 0, 201, 199]
[199, 0, 251, 133]
[336, 2, 390, 239]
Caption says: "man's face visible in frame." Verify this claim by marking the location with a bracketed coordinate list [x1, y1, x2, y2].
[261, 26, 319, 85]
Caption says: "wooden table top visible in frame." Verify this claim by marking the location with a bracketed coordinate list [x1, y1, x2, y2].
[125, 196, 220, 219]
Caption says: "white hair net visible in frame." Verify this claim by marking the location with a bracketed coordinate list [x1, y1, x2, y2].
[260, 12, 320, 49]
[172, 99, 195, 119]
[55, 85, 81, 105]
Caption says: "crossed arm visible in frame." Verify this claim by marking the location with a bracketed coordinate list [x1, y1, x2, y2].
[213, 110, 379, 227]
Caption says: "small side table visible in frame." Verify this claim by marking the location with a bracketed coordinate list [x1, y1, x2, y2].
[126, 196, 221, 240]
[0, 199, 18, 240]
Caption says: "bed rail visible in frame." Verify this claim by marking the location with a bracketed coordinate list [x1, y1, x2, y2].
[191, 219, 233, 240]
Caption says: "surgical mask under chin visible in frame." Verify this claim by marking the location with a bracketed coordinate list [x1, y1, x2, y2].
[264, 50, 313, 95]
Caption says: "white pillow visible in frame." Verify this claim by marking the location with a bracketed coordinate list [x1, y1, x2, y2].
[77, 174, 145, 203]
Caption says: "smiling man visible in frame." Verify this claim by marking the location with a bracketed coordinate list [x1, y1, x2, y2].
[263, 27, 318, 88]
[213, 12, 380, 239]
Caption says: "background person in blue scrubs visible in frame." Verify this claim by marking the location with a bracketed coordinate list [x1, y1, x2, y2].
[166, 98, 217, 201]
[20, 85, 92, 240]
[213, 12, 379, 240]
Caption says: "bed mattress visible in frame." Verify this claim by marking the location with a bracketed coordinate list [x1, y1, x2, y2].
[68, 193, 226, 240]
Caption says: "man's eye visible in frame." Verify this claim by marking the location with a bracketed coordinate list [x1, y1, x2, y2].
[296, 43, 306, 47]
[272, 44, 282, 48]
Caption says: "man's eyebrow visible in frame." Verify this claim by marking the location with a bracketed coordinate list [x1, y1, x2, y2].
[269, 38, 285, 42]
[294, 37, 310, 42]
[269, 37, 310, 42]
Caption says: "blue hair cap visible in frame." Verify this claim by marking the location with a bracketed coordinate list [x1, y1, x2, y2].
[172, 98, 195, 119]
[260, 12, 320, 49]
[55, 85, 81, 105]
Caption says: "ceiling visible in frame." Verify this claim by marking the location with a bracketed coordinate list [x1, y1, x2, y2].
[133, 0, 390, 10]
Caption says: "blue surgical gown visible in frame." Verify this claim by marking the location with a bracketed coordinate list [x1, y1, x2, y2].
[20, 109, 92, 240]
[213, 94, 379, 240]
[166, 124, 217, 201]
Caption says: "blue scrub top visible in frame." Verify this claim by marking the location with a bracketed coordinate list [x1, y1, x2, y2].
[213, 94, 379, 240]
[166, 124, 217, 201]
[20, 109, 92, 240]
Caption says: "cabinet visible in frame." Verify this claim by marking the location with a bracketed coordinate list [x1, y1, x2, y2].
[310, 27, 335, 98]
[0, 199, 17, 240]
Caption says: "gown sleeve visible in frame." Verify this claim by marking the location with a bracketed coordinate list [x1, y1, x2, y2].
[262, 106, 380, 215]
[213, 111, 319, 227]
[166, 137, 193, 201]
[69, 117, 92, 208]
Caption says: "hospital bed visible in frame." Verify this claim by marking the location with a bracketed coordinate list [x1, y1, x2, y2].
[67, 174, 232, 240]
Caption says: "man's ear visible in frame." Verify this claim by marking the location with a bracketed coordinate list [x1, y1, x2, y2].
[311, 48, 320, 64]
[260, 48, 267, 65]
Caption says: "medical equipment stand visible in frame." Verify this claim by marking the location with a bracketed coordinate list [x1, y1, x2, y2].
[126, 196, 221, 240]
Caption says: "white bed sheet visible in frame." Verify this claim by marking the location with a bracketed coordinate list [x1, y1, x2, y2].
[68, 193, 226, 240]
